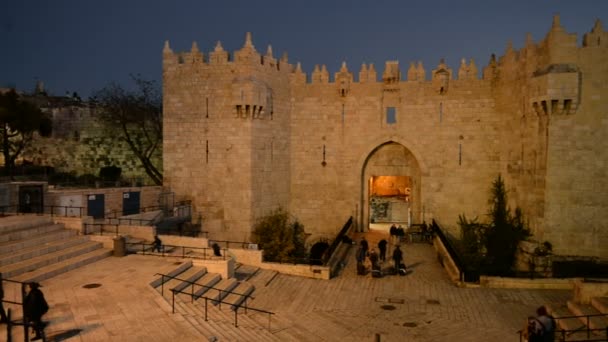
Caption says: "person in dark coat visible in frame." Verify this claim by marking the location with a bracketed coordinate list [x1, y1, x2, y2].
[369, 249, 379, 269]
[355, 246, 367, 275]
[0, 276, 8, 324]
[360, 237, 369, 255]
[24, 282, 48, 340]
[392, 245, 403, 271]
[378, 239, 387, 262]
[152, 235, 163, 253]
[212, 242, 222, 257]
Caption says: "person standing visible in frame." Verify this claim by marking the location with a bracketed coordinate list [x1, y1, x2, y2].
[24, 282, 48, 341]
[0, 274, 8, 324]
[369, 249, 379, 269]
[531, 306, 555, 342]
[392, 245, 403, 271]
[378, 239, 387, 262]
[360, 237, 369, 255]
[355, 246, 366, 275]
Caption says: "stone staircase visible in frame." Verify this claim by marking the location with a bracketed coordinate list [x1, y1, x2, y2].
[547, 296, 608, 341]
[150, 261, 293, 341]
[0, 215, 112, 283]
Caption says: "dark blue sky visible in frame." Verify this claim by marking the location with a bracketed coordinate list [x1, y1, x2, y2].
[1, 0, 606, 98]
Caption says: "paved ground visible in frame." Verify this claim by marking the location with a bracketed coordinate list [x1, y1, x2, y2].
[1, 229, 571, 341]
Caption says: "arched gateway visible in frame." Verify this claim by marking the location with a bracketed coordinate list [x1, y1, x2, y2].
[359, 141, 422, 232]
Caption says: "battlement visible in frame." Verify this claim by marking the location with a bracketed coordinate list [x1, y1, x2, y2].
[163, 32, 293, 74]
[163, 15, 606, 96]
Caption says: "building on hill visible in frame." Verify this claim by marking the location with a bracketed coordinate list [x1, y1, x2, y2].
[4, 82, 161, 184]
[162, 15, 608, 259]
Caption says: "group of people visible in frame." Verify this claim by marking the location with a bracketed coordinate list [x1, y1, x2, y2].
[389, 224, 406, 242]
[0, 280, 49, 341]
[356, 237, 404, 276]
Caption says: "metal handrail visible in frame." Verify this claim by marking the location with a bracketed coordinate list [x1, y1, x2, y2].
[517, 312, 608, 341]
[0, 205, 85, 218]
[155, 272, 274, 329]
[1, 273, 33, 342]
[128, 243, 228, 260]
[323, 216, 353, 265]
[432, 219, 470, 282]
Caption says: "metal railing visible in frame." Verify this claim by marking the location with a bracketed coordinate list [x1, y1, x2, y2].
[518, 313, 608, 341]
[83, 223, 120, 236]
[209, 239, 256, 250]
[323, 216, 353, 265]
[155, 273, 275, 329]
[432, 219, 471, 282]
[126, 242, 228, 260]
[1, 273, 35, 342]
[0, 205, 85, 218]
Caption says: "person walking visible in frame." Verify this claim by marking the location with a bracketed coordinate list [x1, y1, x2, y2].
[152, 235, 163, 253]
[24, 282, 49, 341]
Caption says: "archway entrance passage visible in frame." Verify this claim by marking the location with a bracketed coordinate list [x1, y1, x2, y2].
[309, 241, 329, 265]
[369, 176, 411, 230]
[361, 142, 421, 232]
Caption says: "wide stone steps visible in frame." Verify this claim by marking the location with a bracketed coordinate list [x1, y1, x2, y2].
[0, 234, 87, 266]
[205, 278, 238, 305]
[180, 272, 222, 302]
[0, 240, 105, 279]
[567, 300, 608, 332]
[223, 281, 255, 310]
[178, 298, 282, 341]
[0, 222, 65, 243]
[149, 261, 285, 340]
[548, 304, 605, 341]
[592, 297, 608, 314]
[12, 248, 112, 283]
[0, 215, 112, 283]
[0, 215, 54, 234]
[0, 227, 76, 255]
[154, 266, 208, 300]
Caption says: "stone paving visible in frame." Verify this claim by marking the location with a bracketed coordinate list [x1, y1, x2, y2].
[1, 229, 571, 341]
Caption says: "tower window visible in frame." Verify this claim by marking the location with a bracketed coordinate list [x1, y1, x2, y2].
[386, 107, 397, 124]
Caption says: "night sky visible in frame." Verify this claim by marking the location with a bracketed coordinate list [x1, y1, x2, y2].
[1, 0, 606, 98]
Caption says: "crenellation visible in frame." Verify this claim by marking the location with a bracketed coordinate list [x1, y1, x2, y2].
[431, 59, 452, 94]
[583, 19, 608, 48]
[209, 41, 230, 64]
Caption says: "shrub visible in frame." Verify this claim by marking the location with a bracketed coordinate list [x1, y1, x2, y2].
[251, 208, 308, 263]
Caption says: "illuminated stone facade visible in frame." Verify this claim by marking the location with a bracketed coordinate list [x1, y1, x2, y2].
[163, 16, 608, 258]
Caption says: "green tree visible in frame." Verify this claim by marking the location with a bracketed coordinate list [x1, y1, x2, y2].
[251, 208, 308, 263]
[0, 90, 52, 178]
[484, 175, 530, 275]
[92, 75, 162, 185]
[457, 175, 530, 277]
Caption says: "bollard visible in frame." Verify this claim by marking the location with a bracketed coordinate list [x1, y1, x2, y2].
[113, 236, 126, 257]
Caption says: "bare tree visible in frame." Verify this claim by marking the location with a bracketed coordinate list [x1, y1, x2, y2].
[93, 76, 162, 185]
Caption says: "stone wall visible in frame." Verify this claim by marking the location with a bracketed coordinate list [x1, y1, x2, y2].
[21, 102, 161, 183]
[163, 16, 608, 258]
